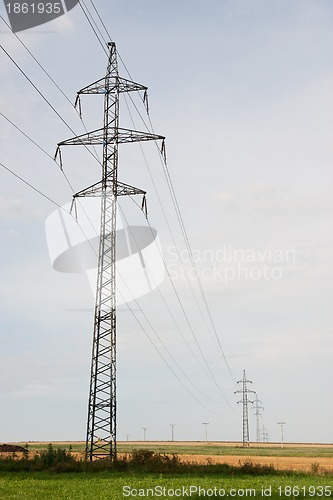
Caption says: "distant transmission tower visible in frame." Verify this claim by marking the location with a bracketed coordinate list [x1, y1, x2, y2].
[235, 370, 256, 447]
[252, 394, 264, 443]
[56, 42, 165, 461]
[260, 425, 269, 443]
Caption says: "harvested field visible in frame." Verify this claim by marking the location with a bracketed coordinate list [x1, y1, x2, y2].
[177, 453, 333, 473]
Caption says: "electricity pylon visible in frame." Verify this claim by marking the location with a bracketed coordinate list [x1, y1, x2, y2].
[252, 394, 264, 442]
[260, 425, 269, 442]
[235, 370, 256, 447]
[56, 42, 165, 461]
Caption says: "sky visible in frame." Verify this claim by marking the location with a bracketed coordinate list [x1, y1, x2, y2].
[0, 0, 332, 445]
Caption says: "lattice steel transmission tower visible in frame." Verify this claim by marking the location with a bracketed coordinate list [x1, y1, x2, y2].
[252, 394, 264, 443]
[260, 425, 269, 443]
[235, 370, 256, 447]
[56, 42, 165, 461]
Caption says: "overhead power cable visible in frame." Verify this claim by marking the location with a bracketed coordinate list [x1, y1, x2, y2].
[118, 202, 228, 405]
[0, 14, 101, 164]
[77, 0, 108, 55]
[72, 4, 237, 387]
[120, 202, 238, 412]
[0, 44, 100, 166]
[0, 14, 76, 110]
[0, 110, 231, 414]
[2, 7, 237, 408]
[1, 160, 65, 211]
[1, 45, 73, 133]
[0, 111, 54, 161]
[157, 143, 237, 385]
[122, 93, 225, 353]
[118, 77, 236, 387]
[116, 265, 229, 416]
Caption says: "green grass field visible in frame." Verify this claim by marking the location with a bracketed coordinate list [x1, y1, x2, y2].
[0, 471, 332, 499]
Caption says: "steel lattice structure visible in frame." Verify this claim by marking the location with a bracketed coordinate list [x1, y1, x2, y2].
[252, 394, 263, 443]
[56, 42, 165, 461]
[235, 370, 256, 447]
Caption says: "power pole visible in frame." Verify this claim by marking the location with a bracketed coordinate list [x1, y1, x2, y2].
[170, 424, 175, 442]
[277, 421, 286, 449]
[235, 370, 256, 447]
[56, 42, 165, 461]
[142, 427, 148, 441]
[202, 422, 209, 443]
[252, 394, 264, 443]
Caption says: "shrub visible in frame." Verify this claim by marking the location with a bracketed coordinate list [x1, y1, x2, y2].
[238, 459, 276, 475]
[129, 449, 181, 472]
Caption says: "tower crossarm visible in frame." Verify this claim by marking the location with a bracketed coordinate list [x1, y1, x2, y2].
[56, 127, 165, 148]
[72, 181, 148, 218]
[234, 388, 256, 394]
[76, 76, 148, 96]
[236, 398, 254, 405]
[73, 180, 146, 198]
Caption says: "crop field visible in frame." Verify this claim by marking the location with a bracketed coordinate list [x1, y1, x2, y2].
[0, 441, 332, 499]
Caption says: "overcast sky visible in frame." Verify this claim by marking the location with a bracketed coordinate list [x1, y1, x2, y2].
[0, 0, 332, 445]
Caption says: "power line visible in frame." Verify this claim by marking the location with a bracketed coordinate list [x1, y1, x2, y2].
[0, 111, 54, 162]
[0, 15, 102, 163]
[77, 0, 108, 55]
[2, 4, 239, 430]
[1, 45, 74, 133]
[122, 93, 224, 348]
[118, 203, 231, 407]
[0, 14, 77, 110]
[88, 0, 113, 43]
[0, 110, 101, 245]
[122, 74, 237, 388]
[1, 157, 222, 416]
[0, 44, 100, 166]
[118, 267, 229, 417]
[120, 91, 238, 408]
[0, 161, 65, 211]
[51, 3, 237, 406]
[1, 98, 231, 413]
[118, 67, 237, 384]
